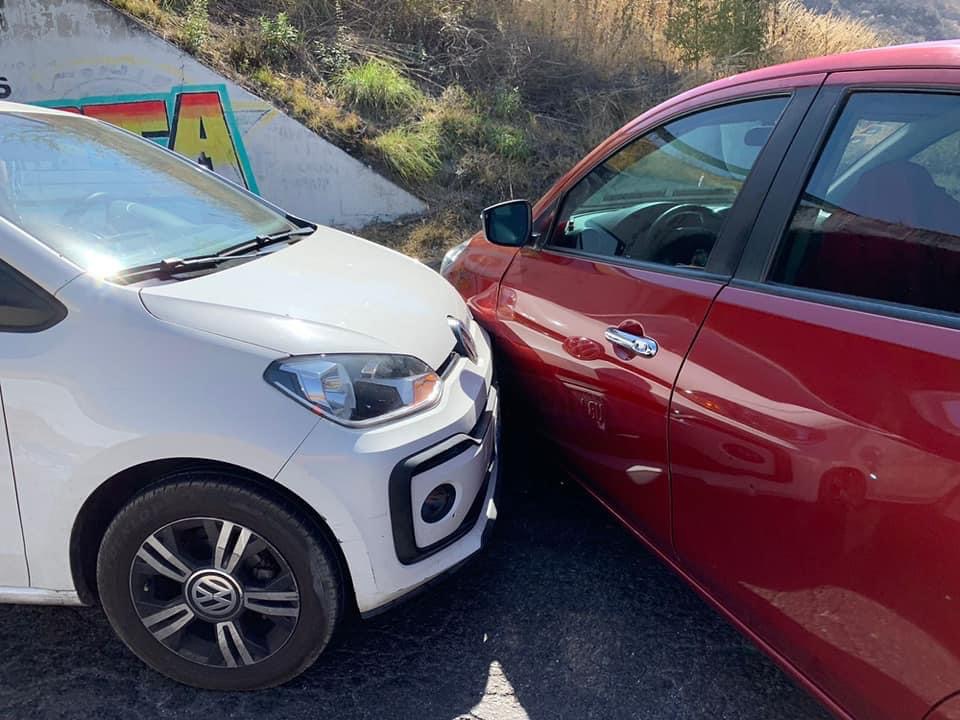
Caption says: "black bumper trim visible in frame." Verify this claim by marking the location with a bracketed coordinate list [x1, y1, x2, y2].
[388, 405, 495, 565]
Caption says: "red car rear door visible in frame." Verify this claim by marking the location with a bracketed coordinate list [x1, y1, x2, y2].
[494, 76, 822, 552]
[670, 70, 960, 720]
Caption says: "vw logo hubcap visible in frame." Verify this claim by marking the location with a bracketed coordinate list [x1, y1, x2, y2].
[185, 570, 243, 620]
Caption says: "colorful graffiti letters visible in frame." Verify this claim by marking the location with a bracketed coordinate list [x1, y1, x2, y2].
[170, 92, 247, 181]
[44, 85, 257, 192]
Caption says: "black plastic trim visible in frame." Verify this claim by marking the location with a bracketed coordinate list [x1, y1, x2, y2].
[435, 352, 458, 378]
[735, 84, 847, 281]
[730, 279, 960, 332]
[0, 260, 68, 333]
[389, 407, 495, 565]
[706, 85, 821, 276]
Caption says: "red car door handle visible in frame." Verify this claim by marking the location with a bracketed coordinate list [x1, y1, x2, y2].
[605, 327, 659, 358]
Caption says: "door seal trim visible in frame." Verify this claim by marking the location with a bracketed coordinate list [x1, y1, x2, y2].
[0, 587, 84, 606]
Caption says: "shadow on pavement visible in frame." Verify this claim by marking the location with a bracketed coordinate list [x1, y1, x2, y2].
[0, 440, 829, 720]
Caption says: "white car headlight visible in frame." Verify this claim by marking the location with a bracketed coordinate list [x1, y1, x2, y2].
[265, 354, 442, 426]
[440, 239, 470, 278]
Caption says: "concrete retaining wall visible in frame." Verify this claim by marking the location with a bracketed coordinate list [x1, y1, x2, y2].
[0, 0, 426, 228]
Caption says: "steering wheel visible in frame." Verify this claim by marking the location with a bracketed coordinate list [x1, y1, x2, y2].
[643, 204, 722, 266]
[60, 191, 115, 227]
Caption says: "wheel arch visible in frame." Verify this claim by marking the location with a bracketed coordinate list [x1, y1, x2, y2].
[69, 457, 356, 611]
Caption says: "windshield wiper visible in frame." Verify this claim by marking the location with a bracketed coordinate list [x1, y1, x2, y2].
[216, 225, 316, 258]
[112, 252, 263, 283]
[111, 224, 316, 283]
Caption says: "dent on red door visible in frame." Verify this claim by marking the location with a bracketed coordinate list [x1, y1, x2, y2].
[495, 248, 721, 550]
[445, 232, 521, 325]
[670, 286, 960, 720]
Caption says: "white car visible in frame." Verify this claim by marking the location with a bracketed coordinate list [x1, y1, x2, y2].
[0, 102, 499, 689]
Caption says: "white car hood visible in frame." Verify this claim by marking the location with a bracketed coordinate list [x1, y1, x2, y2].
[139, 227, 468, 368]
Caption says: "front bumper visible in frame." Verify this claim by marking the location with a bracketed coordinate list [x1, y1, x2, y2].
[390, 386, 498, 565]
[274, 324, 499, 615]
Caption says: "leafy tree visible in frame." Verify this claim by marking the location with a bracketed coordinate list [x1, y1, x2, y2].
[666, 0, 711, 66]
[667, 0, 777, 68]
[707, 0, 774, 61]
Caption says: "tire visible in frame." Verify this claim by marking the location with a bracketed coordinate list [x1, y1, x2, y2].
[97, 471, 343, 690]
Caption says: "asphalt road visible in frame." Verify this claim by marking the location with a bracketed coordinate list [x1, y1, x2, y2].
[0, 442, 831, 720]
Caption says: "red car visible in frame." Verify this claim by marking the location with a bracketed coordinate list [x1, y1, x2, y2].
[442, 41, 960, 720]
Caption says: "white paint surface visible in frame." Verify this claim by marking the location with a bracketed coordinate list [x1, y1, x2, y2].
[0, 0, 425, 228]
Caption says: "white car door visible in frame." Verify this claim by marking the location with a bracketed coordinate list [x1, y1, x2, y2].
[0, 391, 27, 586]
[0, 247, 72, 588]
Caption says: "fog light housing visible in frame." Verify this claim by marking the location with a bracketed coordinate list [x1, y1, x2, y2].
[421, 484, 456, 523]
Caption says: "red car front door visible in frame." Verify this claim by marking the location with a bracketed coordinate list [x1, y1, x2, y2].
[670, 72, 960, 720]
[494, 79, 820, 552]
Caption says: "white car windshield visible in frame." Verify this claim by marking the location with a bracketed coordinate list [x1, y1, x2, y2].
[0, 110, 296, 274]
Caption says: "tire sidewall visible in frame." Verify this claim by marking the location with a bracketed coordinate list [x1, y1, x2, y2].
[98, 477, 340, 690]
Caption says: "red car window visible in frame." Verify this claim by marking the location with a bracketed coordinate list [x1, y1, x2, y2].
[548, 96, 788, 269]
[771, 92, 960, 315]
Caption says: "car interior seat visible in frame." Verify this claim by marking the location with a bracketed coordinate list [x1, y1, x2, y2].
[790, 160, 960, 313]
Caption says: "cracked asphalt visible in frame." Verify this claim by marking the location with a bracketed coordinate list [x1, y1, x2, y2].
[0, 437, 830, 720]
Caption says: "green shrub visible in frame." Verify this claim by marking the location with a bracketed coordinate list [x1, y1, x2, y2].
[370, 124, 441, 182]
[182, 0, 208, 51]
[259, 12, 301, 63]
[335, 59, 424, 115]
[485, 123, 531, 160]
[315, 37, 351, 74]
[251, 66, 283, 93]
[493, 86, 524, 119]
[425, 85, 483, 150]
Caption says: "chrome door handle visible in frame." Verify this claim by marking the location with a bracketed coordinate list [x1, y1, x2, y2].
[605, 327, 659, 358]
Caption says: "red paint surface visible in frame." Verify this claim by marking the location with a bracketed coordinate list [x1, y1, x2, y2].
[672, 288, 960, 720]
[497, 249, 720, 549]
[929, 694, 960, 720]
[446, 231, 519, 325]
[444, 42, 960, 720]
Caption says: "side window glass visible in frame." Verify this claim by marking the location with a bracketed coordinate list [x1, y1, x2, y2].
[548, 96, 788, 269]
[771, 92, 960, 316]
[0, 261, 64, 331]
[913, 131, 960, 201]
[834, 118, 905, 175]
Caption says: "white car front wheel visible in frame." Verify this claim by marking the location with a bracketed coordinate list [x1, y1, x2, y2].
[96, 472, 343, 690]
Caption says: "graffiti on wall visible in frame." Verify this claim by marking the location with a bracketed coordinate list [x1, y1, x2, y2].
[40, 84, 258, 193]
[0, 76, 10, 99]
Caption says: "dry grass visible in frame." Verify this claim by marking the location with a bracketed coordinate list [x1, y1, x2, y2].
[111, 0, 168, 26]
[504, 0, 675, 75]
[246, 67, 366, 148]
[766, 0, 888, 65]
[362, 208, 474, 266]
[506, 0, 885, 80]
